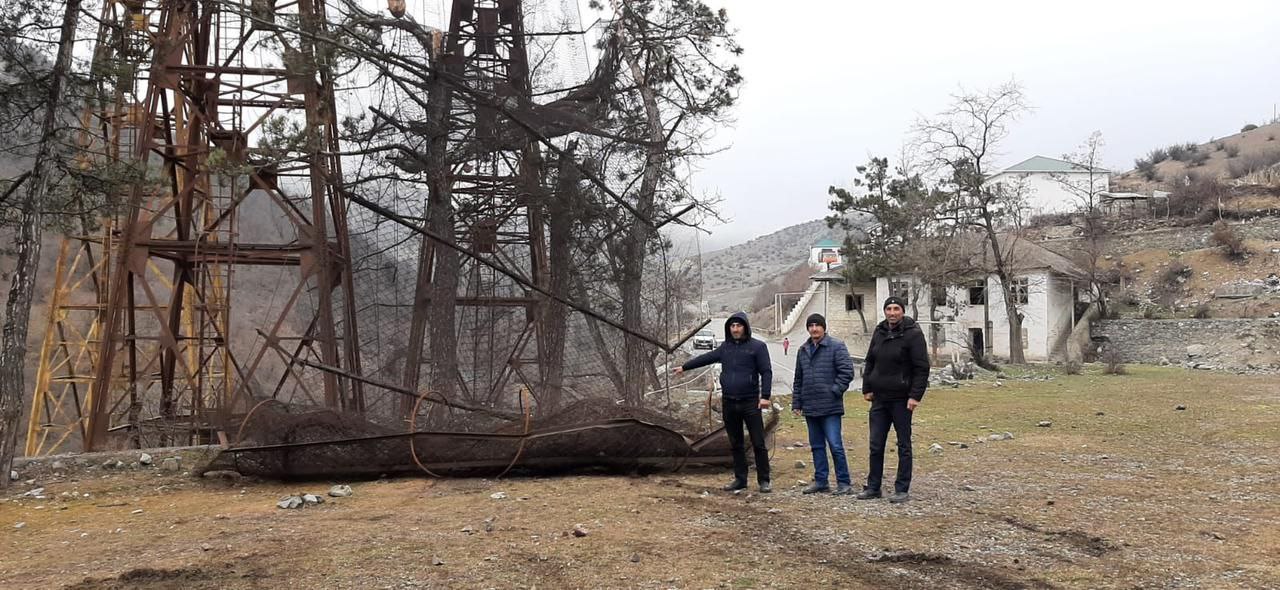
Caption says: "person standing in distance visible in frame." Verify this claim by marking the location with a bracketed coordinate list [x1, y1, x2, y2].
[791, 314, 855, 495]
[858, 296, 930, 503]
[675, 312, 773, 493]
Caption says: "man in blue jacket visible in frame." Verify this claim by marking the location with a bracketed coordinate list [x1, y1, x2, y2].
[675, 312, 774, 493]
[791, 313, 855, 495]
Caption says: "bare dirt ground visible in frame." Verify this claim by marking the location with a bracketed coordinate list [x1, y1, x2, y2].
[2, 366, 1278, 589]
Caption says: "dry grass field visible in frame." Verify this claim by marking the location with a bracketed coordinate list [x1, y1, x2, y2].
[2, 365, 1278, 589]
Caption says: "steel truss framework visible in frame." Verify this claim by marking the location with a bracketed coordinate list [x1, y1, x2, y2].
[28, 0, 363, 454]
[27, 0, 582, 455]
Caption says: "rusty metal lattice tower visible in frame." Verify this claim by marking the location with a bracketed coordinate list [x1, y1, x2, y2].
[399, 0, 553, 414]
[27, 0, 362, 454]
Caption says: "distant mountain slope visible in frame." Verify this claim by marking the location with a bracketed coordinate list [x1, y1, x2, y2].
[699, 218, 856, 313]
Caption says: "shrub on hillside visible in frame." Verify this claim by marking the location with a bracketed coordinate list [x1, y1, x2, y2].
[1026, 211, 1073, 229]
[1226, 148, 1280, 179]
[1194, 208, 1220, 225]
[1192, 304, 1212, 319]
[1134, 158, 1157, 181]
[1241, 123, 1259, 133]
[1210, 219, 1249, 259]
[1224, 144, 1241, 158]
[1167, 142, 1199, 162]
[1212, 141, 1225, 152]
[1188, 151, 1210, 167]
[1167, 176, 1224, 217]
[1148, 147, 1170, 164]
[1154, 262, 1192, 304]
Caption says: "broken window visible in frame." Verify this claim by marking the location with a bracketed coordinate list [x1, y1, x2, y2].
[889, 280, 910, 301]
[930, 285, 947, 307]
[845, 294, 862, 311]
[968, 280, 986, 305]
[1013, 277, 1029, 305]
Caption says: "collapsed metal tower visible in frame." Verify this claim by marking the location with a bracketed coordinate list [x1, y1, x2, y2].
[27, 0, 363, 454]
[27, 0, 726, 471]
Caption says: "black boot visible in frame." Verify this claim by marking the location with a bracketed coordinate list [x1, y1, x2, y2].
[856, 488, 882, 500]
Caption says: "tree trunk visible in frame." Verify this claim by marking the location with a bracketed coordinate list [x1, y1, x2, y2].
[1, 0, 82, 487]
[538, 146, 578, 411]
[424, 74, 459, 404]
[985, 225, 1026, 364]
[617, 38, 664, 407]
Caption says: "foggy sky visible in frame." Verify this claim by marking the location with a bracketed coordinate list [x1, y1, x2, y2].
[686, 0, 1280, 250]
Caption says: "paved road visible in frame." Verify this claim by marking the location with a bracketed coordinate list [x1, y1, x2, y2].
[699, 317, 861, 397]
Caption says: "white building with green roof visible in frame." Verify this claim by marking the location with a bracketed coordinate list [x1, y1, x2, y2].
[987, 155, 1110, 215]
[809, 238, 842, 267]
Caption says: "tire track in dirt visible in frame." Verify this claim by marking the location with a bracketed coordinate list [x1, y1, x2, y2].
[653, 485, 1055, 590]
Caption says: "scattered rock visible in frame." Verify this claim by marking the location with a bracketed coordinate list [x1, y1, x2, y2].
[489, 491, 508, 500]
[1037, 421, 1052, 428]
[1175, 405, 1187, 411]
[962, 485, 976, 492]
[50, 461, 65, 471]
[328, 485, 354, 498]
[929, 443, 944, 454]
[1208, 532, 1226, 541]
[1095, 411, 1105, 416]
[139, 453, 153, 466]
[483, 516, 496, 532]
[8, 470, 18, 481]
[202, 470, 242, 483]
[13, 522, 25, 529]
[276, 496, 303, 510]
[794, 460, 806, 469]
[766, 508, 782, 514]
[1002, 432, 1015, 440]
[302, 494, 324, 506]
[101, 460, 117, 470]
[201, 543, 212, 551]
[988, 434, 1003, 441]
[572, 524, 590, 537]
[630, 554, 642, 563]
[461, 524, 476, 534]
[159, 457, 181, 472]
[1158, 357, 1171, 366]
[22, 487, 45, 498]
[1186, 344, 1206, 358]
[131, 509, 144, 515]
[432, 556, 445, 566]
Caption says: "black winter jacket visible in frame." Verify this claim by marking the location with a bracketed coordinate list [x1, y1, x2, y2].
[682, 312, 773, 400]
[862, 316, 930, 401]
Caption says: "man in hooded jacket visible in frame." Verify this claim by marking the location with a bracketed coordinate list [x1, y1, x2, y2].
[675, 312, 773, 492]
[858, 296, 930, 503]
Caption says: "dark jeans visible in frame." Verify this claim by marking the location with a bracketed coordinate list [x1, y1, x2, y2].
[805, 414, 851, 486]
[866, 398, 913, 494]
[723, 398, 770, 484]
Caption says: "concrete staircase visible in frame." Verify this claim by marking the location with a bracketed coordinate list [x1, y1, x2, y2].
[780, 281, 822, 335]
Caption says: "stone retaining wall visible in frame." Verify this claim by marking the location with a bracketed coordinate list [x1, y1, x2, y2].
[1091, 319, 1280, 370]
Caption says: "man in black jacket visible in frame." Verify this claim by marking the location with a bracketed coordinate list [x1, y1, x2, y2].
[857, 296, 930, 503]
[675, 312, 773, 493]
